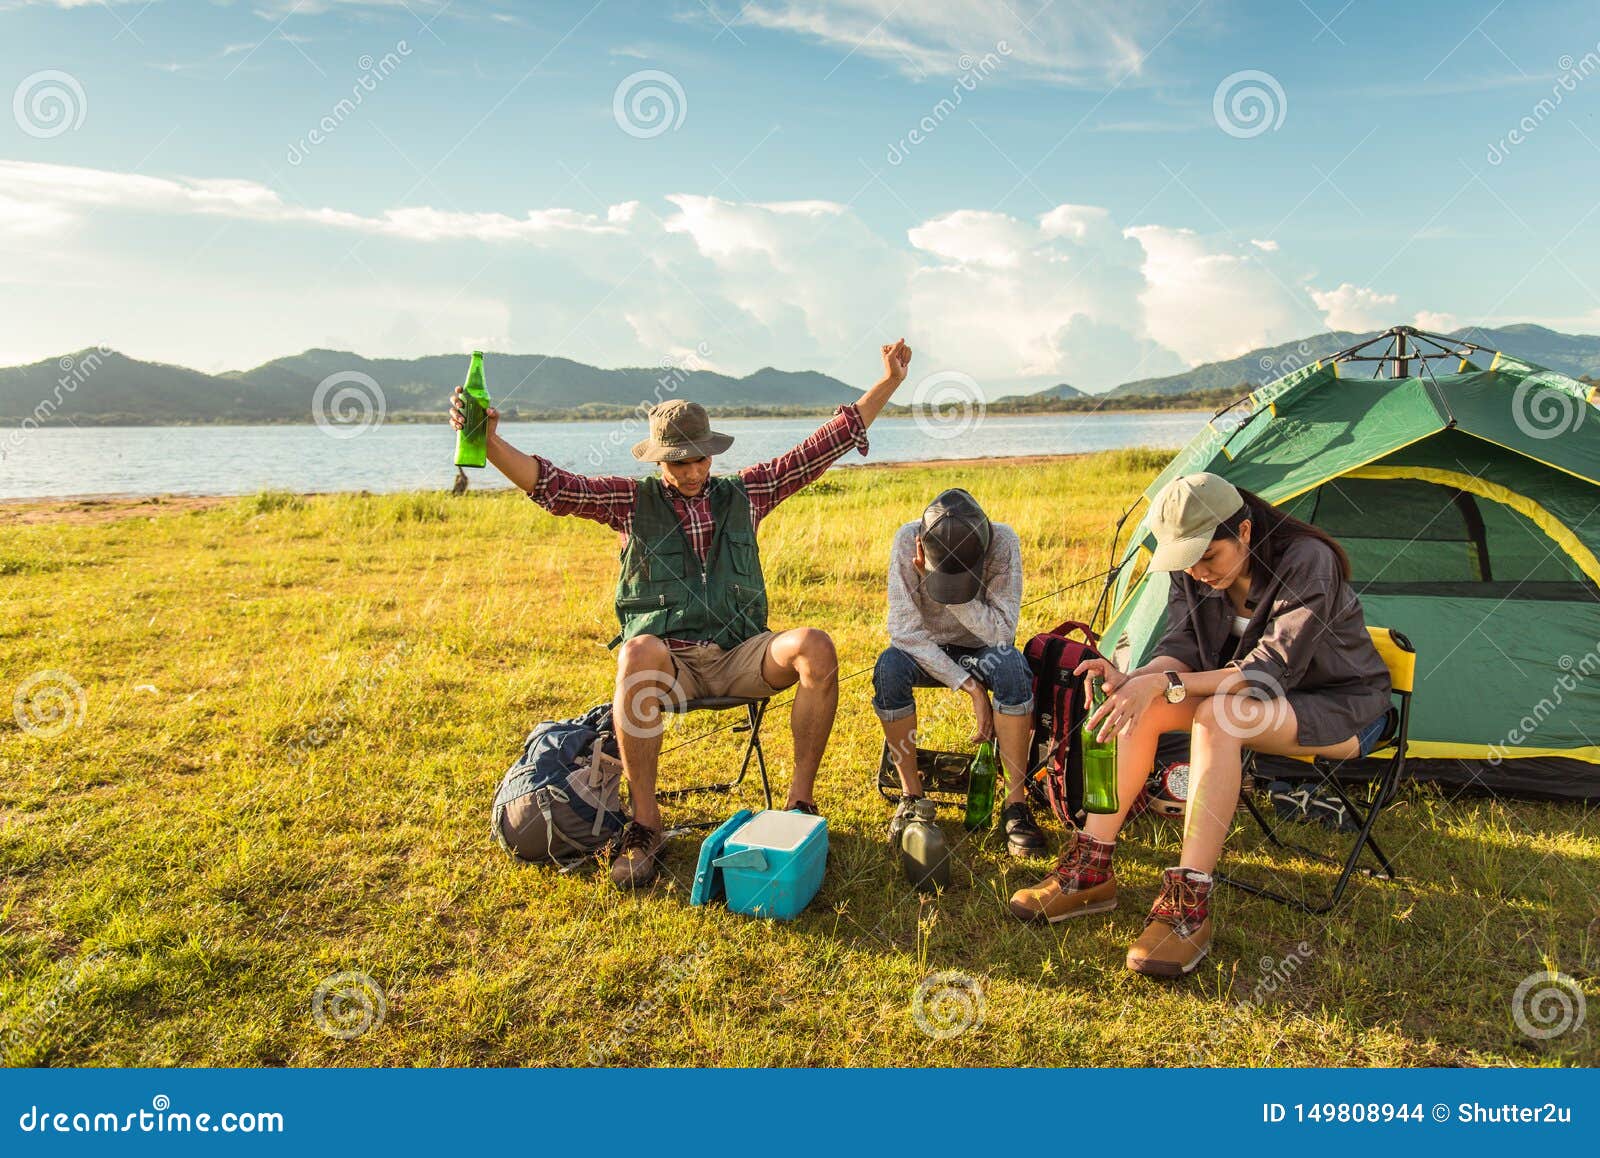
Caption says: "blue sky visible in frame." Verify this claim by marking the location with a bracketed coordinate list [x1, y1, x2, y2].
[3, 0, 1599, 394]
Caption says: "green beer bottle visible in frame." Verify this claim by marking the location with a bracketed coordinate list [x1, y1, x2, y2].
[1081, 677, 1119, 814]
[963, 739, 998, 832]
[454, 351, 490, 468]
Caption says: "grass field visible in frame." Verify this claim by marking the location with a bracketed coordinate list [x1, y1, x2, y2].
[2, 451, 1597, 1067]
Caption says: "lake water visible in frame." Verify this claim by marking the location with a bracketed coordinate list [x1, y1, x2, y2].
[0, 411, 1208, 500]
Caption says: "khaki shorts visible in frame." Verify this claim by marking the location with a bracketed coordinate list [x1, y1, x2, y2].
[667, 631, 792, 702]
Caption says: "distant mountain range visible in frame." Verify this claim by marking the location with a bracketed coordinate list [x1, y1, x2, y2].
[1098, 323, 1600, 397]
[0, 349, 862, 425]
[998, 382, 1086, 402]
[4, 324, 1597, 425]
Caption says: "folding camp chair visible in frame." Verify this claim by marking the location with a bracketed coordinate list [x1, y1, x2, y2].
[1217, 626, 1415, 914]
[656, 696, 774, 827]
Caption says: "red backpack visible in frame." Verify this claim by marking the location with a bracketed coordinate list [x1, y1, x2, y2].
[1023, 619, 1102, 827]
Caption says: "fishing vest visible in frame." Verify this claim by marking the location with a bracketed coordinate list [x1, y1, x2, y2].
[612, 476, 769, 649]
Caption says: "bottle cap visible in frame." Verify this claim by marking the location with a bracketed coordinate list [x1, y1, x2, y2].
[912, 798, 938, 820]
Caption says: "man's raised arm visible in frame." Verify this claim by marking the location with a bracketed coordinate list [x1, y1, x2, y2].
[856, 338, 911, 427]
[737, 338, 912, 522]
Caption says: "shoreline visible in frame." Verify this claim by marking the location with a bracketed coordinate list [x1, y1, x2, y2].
[0, 451, 1114, 523]
[1, 406, 1212, 429]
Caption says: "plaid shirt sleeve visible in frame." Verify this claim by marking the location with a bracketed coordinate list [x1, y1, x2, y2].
[738, 404, 869, 524]
[527, 456, 638, 533]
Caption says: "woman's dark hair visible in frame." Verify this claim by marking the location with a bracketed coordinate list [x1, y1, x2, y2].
[1212, 486, 1351, 581]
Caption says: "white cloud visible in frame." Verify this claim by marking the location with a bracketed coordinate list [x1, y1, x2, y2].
[732, 0, 1167, 82]
[907, 210, 1038, 268]
[0, 158, 1407, 390]
[1250, 238, 1278, 252]
[1310, 282, 1400, 331]
[1413, 310, 1460, 333]
[0, 160, 628, 242]
[1131, 226, 1309, 365]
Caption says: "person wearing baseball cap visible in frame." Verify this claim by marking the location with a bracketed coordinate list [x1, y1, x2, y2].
[454, 339, 916, 890]
[873, 488, 1046, 858]
[1009, 472, 1390, 979]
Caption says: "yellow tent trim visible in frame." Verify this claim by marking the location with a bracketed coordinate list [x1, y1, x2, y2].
[1272, 430, 1441, 507]
[1397, 740, 1600, 764]
[1347, 465, 1600, 587]
[1489, 350, 1503, 370]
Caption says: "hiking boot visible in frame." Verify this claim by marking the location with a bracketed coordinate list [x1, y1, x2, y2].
[609, 821, 664, 890]
[1126, 867, 1213, 978]
[1000, 800, 1046, 858]
[887, 795, 923, 848]
[1007, 829, 1117, 922]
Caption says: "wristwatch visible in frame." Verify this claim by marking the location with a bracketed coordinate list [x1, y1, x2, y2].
[1162, 670, 1187, 704]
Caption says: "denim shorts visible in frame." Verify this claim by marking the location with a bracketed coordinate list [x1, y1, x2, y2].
[1354, 711, 1392, 757]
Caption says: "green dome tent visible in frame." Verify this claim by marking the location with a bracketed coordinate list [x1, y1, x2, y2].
[1100, 325, 1600, 800]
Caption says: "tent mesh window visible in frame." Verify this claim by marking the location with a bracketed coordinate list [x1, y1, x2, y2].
[1283, 477, 1597, 599]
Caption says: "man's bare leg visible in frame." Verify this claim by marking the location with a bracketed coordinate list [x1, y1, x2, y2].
[612, 634, 675, 831]
[882, 712, 922, 795]
[762, 627, 838, 808]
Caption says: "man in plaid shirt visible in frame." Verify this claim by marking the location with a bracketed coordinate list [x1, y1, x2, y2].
[453, 340, 914, 887]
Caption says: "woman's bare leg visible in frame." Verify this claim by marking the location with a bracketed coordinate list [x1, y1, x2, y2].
[1181, 696, 1360, 874]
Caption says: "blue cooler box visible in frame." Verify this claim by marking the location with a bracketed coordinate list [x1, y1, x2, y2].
[697, 809, 827, 920]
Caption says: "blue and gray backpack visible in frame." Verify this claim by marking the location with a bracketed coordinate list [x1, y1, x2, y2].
[491, 704, 630, 867]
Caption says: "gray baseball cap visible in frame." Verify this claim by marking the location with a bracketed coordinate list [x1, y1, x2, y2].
[920, 488, 991, 604]
[1148, 473, 1245, 572]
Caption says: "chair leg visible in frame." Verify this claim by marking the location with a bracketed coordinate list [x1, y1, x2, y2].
[746, 699, 773, 811]
[657, 701, 772, 808]
[1217, 753, 1403, 914]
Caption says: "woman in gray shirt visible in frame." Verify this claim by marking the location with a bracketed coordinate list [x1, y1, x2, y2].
[1009, 472, 1390, 979]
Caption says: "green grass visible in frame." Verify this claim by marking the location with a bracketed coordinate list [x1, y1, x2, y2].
[1, 451, 1596, 1067]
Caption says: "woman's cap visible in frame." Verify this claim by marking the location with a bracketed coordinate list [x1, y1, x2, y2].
[1148, 473, 1245, 572]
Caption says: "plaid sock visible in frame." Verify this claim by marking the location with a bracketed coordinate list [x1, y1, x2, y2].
[1152, 867, 1212, 928]
[1056, 830, 1115, 887]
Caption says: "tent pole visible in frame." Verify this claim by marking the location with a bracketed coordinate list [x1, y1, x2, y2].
[1394, 328, 1409, 379]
